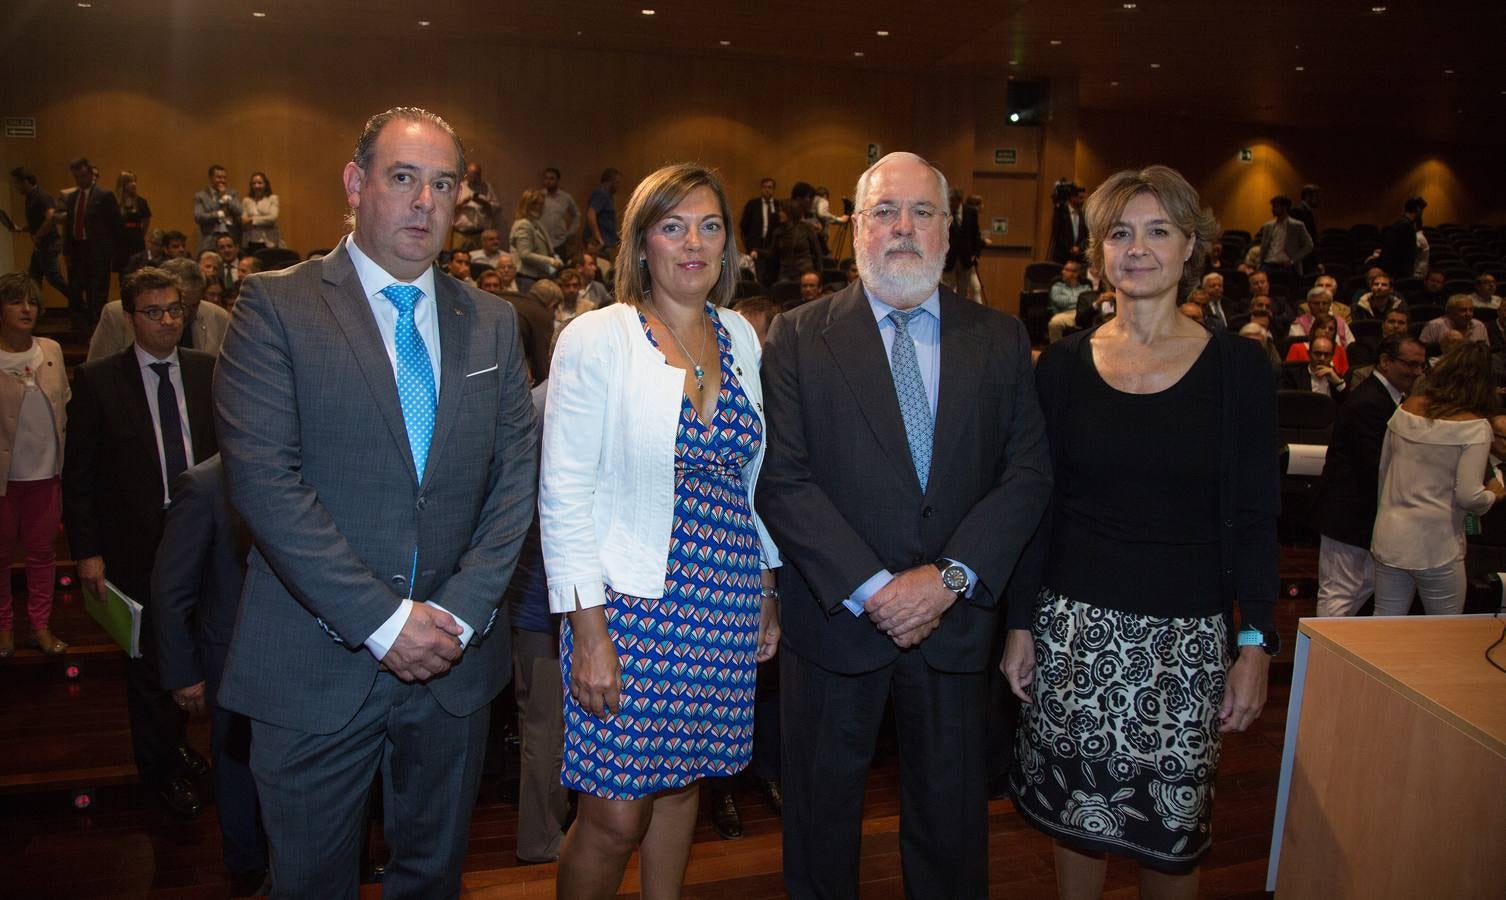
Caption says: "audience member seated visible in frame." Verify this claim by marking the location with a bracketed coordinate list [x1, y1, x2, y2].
[202, 280, 225, 309]
[1457, 273, 1500, 311]
[236, 254, 261, 283]
[1200, 271, 1245, 331]
[471, 228, 506, 269]
[1249, 294, 1288, 340]
[124, 228, 169, 277]
[1290, 287, 1355, 346]
[239, 171, 281, 252]
[502, 277, 555, 386]
[839, 257, 858, 284]
[1046, 259, 1095, 341]
[730, 295, 781, 345]
[579, 251, 612, 306]
[1309, 274, 1351, 321]
[214, 235, 239, 289]
[1419, 295, 1488, 345]
[475, 268, 506, 298]
[444, 249, 475, 286]
[1417, 268, 1450, 306]
[0, 274, 69, 658]
[1239, 321, 1283, 372]
[88, 258, 229, 361]
[1353, 271, 1406, 320]
[796, 271, 824, 306]
[1283, 334, 1347, 398]
[1177, 300, 1205, 325]
[492, 251, 522, 294]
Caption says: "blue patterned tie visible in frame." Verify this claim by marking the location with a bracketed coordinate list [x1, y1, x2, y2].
[888, 308, 933, 492]
[381, 284, 436, 479]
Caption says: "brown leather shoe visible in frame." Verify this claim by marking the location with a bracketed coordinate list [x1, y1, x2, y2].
[30, 628, 67, 655]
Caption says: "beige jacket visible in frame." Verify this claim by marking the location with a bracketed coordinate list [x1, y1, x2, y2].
[0, 337, 69, 494]
[86, 299, 232, 362]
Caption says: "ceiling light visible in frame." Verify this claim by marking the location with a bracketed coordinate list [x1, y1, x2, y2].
[418, 20, 430, 26]
[1444, 69, 1454, 74]
[1150, 62, 1161, 68]
[1294, 65, 1305, 71]
[1371, 6, 1386, 12]
[1049, 39, 1063, 46]
[1122, 2, 1137, 8]
[1008, 59, 1019, 65]
[1009, 112, 1021, 123]
[252, 11, 267, 17]
[641, 8, 655, 15]
[719, 40, 731, 46]
[1110, 81, 1120, 86]
[876, 30, 889, 37]
[76, 1, 91, 6]
[853, 51, 865, 57]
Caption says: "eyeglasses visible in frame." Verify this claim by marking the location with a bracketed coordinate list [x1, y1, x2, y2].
[854, 203, 950, 231]
[134, 303, 186, 321]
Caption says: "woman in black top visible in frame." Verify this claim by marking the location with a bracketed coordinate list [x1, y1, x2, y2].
[1002, 165, 1279, 897]
[113, 171, 151, 273]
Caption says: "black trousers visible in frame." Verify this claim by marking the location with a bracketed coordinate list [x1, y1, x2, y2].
[127, 609, 188, 786]
[65, 244, 111, 325]
[781, 648, 988, 900]
[29, 239, 68, 296]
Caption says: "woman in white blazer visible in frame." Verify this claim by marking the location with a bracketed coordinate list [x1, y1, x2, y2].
[1372, 342, 1503, 614]
[541, 164, 780, 897]
[0, 275, 70, 656]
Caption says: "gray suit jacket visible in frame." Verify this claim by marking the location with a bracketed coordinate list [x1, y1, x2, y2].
[214, 238, 538, 733]
[88, 299, 232, 362]
[756, 281, 1053, 674]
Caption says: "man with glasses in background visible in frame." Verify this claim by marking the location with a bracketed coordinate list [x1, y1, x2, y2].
[63, 267, 218, 818]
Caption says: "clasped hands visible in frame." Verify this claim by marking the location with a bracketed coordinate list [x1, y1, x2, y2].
[865, 565, 955, 648]
[379, 603, 465, 682]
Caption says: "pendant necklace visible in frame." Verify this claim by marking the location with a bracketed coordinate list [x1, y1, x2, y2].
[653, 302, 710, 392]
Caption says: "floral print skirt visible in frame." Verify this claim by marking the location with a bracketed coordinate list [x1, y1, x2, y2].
[1009, 588, 1229, 874]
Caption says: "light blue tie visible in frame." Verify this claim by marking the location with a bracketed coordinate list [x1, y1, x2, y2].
[381, 284, 436, 479]
[888, 308, 933, 492]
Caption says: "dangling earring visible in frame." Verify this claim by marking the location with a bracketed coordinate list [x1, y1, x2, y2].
[639, 257, 652, 293]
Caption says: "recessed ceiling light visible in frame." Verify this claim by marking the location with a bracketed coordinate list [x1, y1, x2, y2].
[1110, 80, 1120, 86]
[1150, 62, 1161, 68]
[876, 30, 889, 37]
[1294, 65, 1305, 71]
[1371, 6, 1386, 12]
[641, 8, 655, 15]
[719, 40, 731, 46]
[1049, 39, 1063, 46]
[418, 20, 430, 26]
[853, 51, 865, 57]
[76, 1, 90, 6]
[252, 11, 267, 17]
[1122, 2, 1137, 8]
[1008, 59, 1019, 65]
[1009, 112, 1022, 123]
[1444, 69, 1454, 74]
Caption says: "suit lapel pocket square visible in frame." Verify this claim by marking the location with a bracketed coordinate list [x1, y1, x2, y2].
[466, 365, 499, 378]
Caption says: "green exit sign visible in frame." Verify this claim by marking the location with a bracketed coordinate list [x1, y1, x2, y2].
[994, 148, 1017, 165]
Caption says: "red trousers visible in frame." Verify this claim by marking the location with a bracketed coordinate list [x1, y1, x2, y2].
[0, 477, 61, 631]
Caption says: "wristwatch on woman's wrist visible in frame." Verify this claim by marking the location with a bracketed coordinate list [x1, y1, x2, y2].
[1236, 625, 1281, 655]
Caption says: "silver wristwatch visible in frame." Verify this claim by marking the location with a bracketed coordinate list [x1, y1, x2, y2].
[933, 559, 968, 598]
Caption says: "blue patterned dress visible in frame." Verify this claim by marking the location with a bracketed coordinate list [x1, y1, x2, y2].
[560, 306, 765, 799]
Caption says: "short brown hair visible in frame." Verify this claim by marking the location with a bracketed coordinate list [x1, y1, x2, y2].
[1084, 165, 1217, 296]
[614, 163, 739, 309]
[121, 267, 181, 314]
[0, 272, 39, 307]
[1423, 342, 1497, 418]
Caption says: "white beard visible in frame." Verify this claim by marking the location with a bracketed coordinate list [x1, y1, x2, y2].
[856, 238, 945, 307]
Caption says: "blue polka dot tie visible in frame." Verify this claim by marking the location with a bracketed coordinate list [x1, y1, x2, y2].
[381, 284, 436, 479]
[887, 308, 933, 492]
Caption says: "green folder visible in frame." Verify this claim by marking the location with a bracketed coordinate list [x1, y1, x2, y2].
[83, 579, 143, 658]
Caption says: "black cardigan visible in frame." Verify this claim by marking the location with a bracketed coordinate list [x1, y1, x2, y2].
[1005, 325, 1280, 632]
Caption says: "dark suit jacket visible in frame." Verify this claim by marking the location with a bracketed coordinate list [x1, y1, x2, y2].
[1378, 216, 1416, 279]
[945, 205, 984, 272]
[62, 347, 218, 603]
[59, 184, 121, 259]
[213, 238, 538, 734]
[756, 282, 1052, 675]
[739, 196, 778, 255]
[151, 454, 251, 698]
[1316, 374, 1398, 548]
[503, 290, 555, 383]
[1048, 204, 1089, 264]
[1280, 361, 1344, 400]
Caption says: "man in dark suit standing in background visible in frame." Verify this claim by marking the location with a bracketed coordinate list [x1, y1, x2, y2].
[58, 156, 120, 329]
[1048, 182, 1089, 265]
[757, 152, 1052, 899]
[1314, 336, 1426, 616]
[63, 267, 217, 818]
[943, 188, 984, 302]
[739, 176, 779, 286]
[213, 107, 537, 898]
[152, 454, 267, 894]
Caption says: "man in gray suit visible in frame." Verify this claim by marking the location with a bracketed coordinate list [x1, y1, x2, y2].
[213, 107, 537, 898]
[757, 152, 1051, 899]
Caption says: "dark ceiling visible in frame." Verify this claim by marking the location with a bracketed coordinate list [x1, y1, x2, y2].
[15, 0, 1506, 142]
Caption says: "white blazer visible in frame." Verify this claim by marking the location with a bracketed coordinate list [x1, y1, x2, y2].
[540, 302, 780, 613]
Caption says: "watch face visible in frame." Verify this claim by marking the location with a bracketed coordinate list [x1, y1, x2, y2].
[941, 565, 968, 592]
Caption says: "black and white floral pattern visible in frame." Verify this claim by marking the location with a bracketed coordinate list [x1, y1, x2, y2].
[1010, 589, 1229, 871]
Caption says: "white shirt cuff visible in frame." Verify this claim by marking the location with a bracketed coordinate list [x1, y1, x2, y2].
[427, 601, 474, 648]
[364, 598, 413, 660]
[843, 569, 894, 617]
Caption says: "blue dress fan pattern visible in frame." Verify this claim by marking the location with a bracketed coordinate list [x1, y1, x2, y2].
[560, 306, 764, 799]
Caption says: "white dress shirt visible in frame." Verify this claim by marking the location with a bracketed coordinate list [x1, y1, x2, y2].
[344, 236, 473, 658]
[135, 344, 194, 507]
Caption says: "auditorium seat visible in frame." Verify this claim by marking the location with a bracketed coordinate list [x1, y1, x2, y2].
[1023, 262, 1062, 292]
[254, 247, 301, 271]
[1408, 304, 1444, 324]
[1349, 319, 1382, 342]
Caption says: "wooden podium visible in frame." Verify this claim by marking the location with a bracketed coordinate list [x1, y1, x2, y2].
[1267, 615, 1506, 898]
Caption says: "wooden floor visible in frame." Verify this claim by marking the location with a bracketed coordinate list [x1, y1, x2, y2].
[0, 548, 1318, 899]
